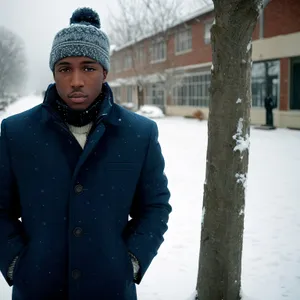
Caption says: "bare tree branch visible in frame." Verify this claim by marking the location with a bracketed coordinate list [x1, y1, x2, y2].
[0, 26, 27, 103]
[108, 0, 184, 45]
[108, 0, 213, 109]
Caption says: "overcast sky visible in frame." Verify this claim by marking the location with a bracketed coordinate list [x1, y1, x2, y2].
[0, 0, 121, 93]
[0, 0, 202, 93]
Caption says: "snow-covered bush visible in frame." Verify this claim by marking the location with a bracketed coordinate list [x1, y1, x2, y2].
[136, 105, 165, 119]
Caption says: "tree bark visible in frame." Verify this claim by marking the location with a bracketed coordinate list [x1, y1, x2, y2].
[196, 1, 262, 300]
[137, 83, 145, 108]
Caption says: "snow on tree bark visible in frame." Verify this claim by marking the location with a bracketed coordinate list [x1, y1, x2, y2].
[196, 1, 262, 300]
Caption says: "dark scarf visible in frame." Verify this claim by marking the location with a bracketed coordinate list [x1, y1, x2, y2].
[54, 91, 104, 127]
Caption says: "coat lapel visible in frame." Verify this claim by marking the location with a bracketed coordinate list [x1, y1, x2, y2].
[72, 83, 121, 180]
[72, 122, 106, 180]
[41, 82, 122, 181]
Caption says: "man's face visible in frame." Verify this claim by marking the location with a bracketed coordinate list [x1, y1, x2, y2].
[54, 56, 107, 110]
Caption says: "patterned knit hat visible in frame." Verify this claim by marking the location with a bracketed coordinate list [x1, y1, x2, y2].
[49, 7, 110, 72]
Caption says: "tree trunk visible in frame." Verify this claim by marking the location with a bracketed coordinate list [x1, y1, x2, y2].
[137, 84, 144, 108]
[196, 1, 262, 300]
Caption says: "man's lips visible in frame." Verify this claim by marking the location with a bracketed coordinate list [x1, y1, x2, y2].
[68, 93, 88, 104]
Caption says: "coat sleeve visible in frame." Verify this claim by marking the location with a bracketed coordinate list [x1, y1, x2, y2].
[0, 119, 26, 286]
[124, 121, 171, 284]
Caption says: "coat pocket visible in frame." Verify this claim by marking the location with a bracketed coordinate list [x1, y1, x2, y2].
[126, 253, 134, 282]
[122, 243, 134, 282]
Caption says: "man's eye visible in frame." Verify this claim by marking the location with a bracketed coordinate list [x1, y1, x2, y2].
[84, 67, 95, 72]
[59, 68, 71, 73]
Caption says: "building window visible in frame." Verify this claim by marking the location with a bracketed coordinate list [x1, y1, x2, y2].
[172, 73, 211, 107]
[146, 83, 165, 106]
[124, 53, 133, 70]
[114, 58, 122, 72]
[290, 57, 300, 110]
[204, 20, 213, 44]
[111, 57, 121, 73]
[126, 86, 133, 103]
[150, 40, 166, 63]
[110, 60, 116, 73]
[136, 44, 145, 65]
[175, 28, 192, 54]
[251, 60, 280, 108]
[112, 87, 121, 104]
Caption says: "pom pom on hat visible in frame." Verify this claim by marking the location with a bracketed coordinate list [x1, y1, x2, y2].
[70, 7, 101, 29]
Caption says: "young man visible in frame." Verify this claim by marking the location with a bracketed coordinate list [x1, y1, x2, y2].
[0, 8, 171, 300]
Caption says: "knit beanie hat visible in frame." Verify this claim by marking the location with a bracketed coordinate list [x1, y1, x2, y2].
[49, 7, 110, 72]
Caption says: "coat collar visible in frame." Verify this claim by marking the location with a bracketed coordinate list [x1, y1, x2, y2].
[41, 82, 121, 127]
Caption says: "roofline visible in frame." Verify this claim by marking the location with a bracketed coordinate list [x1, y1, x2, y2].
[111, 3, 214, 53]
[177, 3, 214, 26]
[263, 0, 271, 8]
[111, 0, 272, 54]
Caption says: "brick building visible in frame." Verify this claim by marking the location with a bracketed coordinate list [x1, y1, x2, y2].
[108, 0, 300, 128]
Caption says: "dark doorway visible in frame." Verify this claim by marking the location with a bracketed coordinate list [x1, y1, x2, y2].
[290, 57, 300, 110]
[137, 85, 144, 108]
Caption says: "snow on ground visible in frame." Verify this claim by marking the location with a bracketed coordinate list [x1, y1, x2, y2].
[135, 118, 300, 300]
[0, 95, 42, 121]
[1, 98, 300, 300]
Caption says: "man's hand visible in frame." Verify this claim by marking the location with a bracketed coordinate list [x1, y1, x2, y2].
[129, 252, 140, 281]
[7, 256, 19, 281]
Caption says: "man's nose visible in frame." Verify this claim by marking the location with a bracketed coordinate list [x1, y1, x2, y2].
[70, 70, 84, 88]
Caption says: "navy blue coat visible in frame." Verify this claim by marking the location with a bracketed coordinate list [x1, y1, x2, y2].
[0, 84, 171, 300]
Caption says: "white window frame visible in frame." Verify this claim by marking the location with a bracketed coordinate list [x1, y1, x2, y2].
[112, 86, 121, 103]
[150, 40, 167, 64]
[204, 20, 214, 44]
[146, 83, 166, 106]
[136, 44, 145, 65]
[175, 27, 192, 55]
[124, 53, 133, 70]
[172, 72, 211, 107]
[115, 58, 122, 73]
[251, 60, 280, 108]
[126, 86, 133, 103]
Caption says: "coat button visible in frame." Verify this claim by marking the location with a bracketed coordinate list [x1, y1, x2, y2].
[73, 227, 83, 237]
[74, 184, 83, 194]
[72, 269, 81, 280]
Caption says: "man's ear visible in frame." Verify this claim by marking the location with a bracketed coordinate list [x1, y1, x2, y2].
[103, 70, 108, 82]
